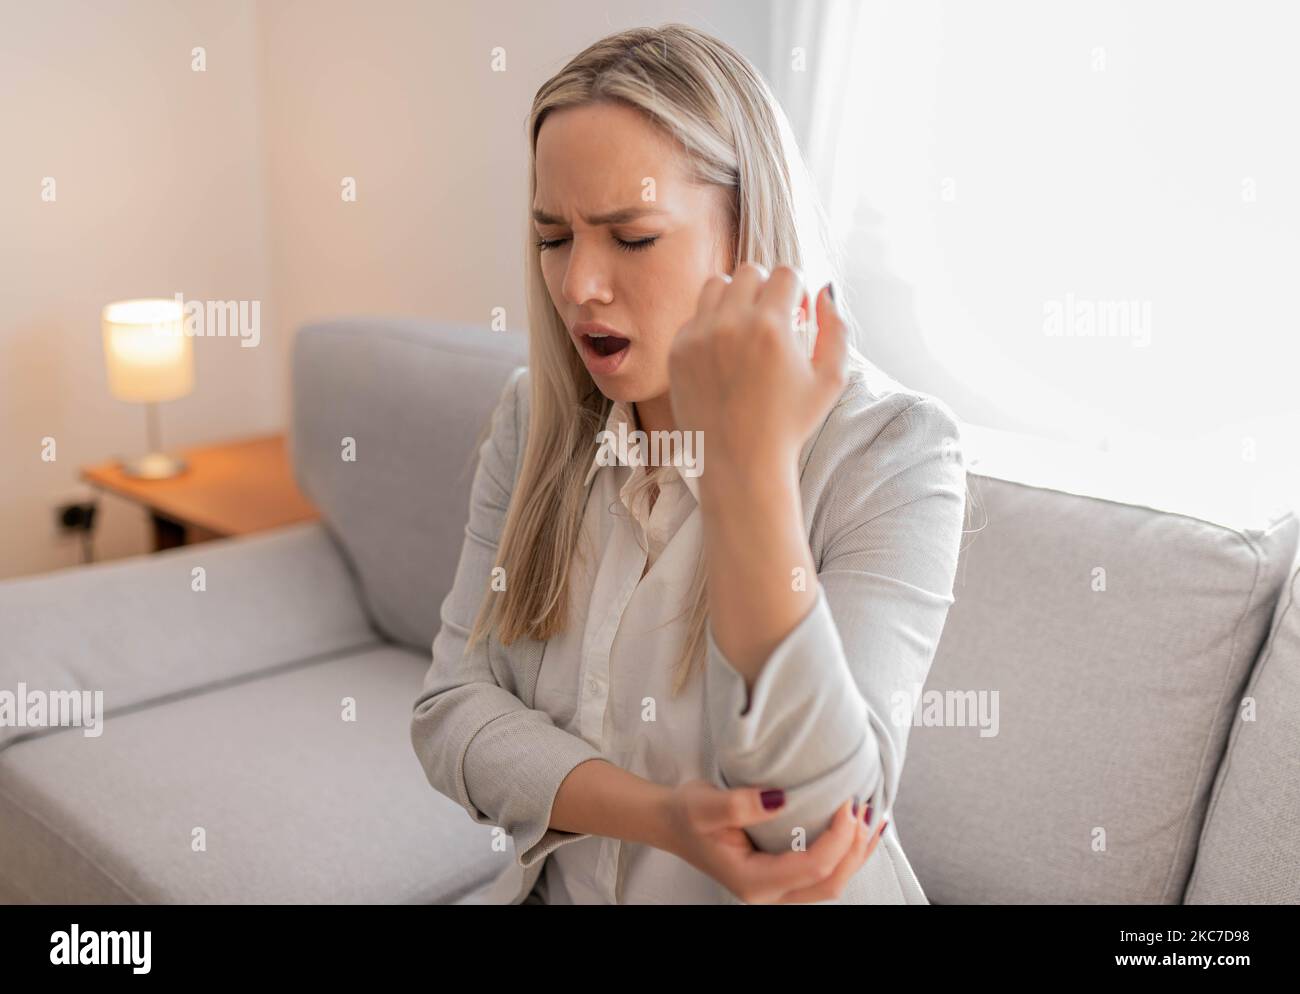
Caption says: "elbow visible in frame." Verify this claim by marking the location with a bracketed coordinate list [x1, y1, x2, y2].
[728, 729, 886, 854]
[409, 691, 453, 793]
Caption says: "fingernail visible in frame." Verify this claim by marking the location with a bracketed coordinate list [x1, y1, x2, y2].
[863, 802, 873, 826]
[761, 789, 785, 810]
[851, 798, 859, 817]
[826, 281, 836, 303]
[881, 819, 890, 833]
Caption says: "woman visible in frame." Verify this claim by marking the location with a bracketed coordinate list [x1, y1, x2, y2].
[410, 24, 968, 905]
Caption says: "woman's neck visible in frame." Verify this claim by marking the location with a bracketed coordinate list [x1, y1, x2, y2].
[632, 392, 676, 436]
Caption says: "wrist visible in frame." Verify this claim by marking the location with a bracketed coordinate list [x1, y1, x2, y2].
[641, 782, 683, 856]
[699, 448, 800, 512]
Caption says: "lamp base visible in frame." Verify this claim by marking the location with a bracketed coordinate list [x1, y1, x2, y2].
[120, 452, 188, 480]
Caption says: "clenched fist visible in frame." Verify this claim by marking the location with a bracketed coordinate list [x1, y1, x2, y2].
[667, 263, 849, 481]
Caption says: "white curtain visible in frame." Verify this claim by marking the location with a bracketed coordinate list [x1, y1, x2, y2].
[765, 0, 1300, 500]
[767, 0, 866, 246]
[768, 0, 1089, 442]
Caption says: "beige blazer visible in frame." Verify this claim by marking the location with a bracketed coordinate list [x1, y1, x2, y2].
[411, 344, 967, 904]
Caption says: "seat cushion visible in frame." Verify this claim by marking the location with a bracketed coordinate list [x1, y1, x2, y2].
[1184, 545, 1300, 903]
[896, 426, 1299, 904]
[0, 645, 501, 903]
[0, 522, 377, 754]
[290, 319, 527, 650]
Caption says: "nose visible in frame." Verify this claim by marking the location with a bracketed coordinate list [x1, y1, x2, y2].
[560, 235, 613, 309]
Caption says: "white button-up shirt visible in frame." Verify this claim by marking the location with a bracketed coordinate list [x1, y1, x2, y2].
[531, 397, 728, 903]
[415, 356, 963, 905]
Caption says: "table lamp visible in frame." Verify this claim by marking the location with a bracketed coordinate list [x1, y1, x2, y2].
[101, 298, 194, 479]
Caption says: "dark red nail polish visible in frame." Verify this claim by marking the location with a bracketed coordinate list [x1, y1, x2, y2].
[827, 281, 836, 302]
[761, 789, 785, 810]
[863, 802, 873, 826]
[851, 799, 859, 817]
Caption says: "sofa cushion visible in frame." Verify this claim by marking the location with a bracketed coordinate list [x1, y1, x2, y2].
[0, 644, 501, 903]
[896, 426, 1298, 904]
[1184, 543, 1300, 903]
[0, 522, 377, 754]
[291, 319, 527, 650]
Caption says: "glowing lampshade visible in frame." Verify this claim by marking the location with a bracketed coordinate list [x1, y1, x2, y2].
[101, 298, 194, 478]
[101, 298, 194, 403]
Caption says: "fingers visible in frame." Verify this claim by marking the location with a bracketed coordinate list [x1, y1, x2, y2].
[862, 816, 888, 864]
[740, 797, 861, 900]
[754, 264, 805, 325]
[727, 261, 768, 306]
[812, 282, 849, 390]
[703, 263, 814, 351]
[711, 262, 770, 333]
[776, 807, 888, 905]
[742, 786, 792, 826]
[775, 807, 872, 904]
[695, 784, 789, 834]
[694, 273, 731, 322]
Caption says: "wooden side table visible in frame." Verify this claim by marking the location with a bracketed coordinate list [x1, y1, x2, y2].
[81, 434, 320, 551]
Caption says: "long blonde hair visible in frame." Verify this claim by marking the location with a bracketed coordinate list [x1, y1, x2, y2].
[467, 23, 860, 696]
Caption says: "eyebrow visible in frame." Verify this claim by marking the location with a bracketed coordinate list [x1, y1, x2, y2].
[531, 205, 669, 226]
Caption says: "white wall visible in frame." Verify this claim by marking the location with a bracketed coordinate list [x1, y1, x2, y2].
[1, 0, 772, 579]
[0, 0, 279, 578]
[258, 0, 774, 426]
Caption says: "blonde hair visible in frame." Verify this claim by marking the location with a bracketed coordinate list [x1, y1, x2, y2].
[467, 23, 861, 696]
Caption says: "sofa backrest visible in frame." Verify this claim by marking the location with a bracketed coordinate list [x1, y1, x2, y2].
[291, 318, 1300, 905]
[290, 319, 526, 650]
[1184, 540, 1300, 904]
[896, 426, 1298, 904]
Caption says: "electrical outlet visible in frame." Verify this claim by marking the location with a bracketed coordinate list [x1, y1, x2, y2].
[56, 500, 97, 533]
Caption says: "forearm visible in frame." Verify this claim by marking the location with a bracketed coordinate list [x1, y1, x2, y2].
[699, 453, 817, 695]
[549, 757, 678, 853]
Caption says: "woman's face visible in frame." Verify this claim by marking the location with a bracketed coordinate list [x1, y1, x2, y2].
[533, 100, 733, 408]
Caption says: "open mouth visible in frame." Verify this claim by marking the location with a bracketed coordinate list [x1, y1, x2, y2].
[584, 334, 631, 357]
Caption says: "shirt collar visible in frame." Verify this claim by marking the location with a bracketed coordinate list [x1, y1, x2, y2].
[583, 399, 702, 504]
[583, 398, 634, 489]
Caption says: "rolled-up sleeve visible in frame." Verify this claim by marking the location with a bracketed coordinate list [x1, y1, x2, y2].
[410, 367, 609, 869]
[704, 396, 967, 855]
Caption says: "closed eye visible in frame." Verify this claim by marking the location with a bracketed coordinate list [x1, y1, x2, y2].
[535, 235, 659, 253]
[613, 235, 658, 253]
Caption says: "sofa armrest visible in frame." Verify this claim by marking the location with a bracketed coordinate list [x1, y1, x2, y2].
[0, 522, 378, 753]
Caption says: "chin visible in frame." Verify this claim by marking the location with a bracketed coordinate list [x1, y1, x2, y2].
[590, 376, 642, 404]
[584, 364, 648, 404]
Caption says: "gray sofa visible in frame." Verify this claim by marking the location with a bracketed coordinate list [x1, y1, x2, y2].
[1, 318, 1296, 904]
